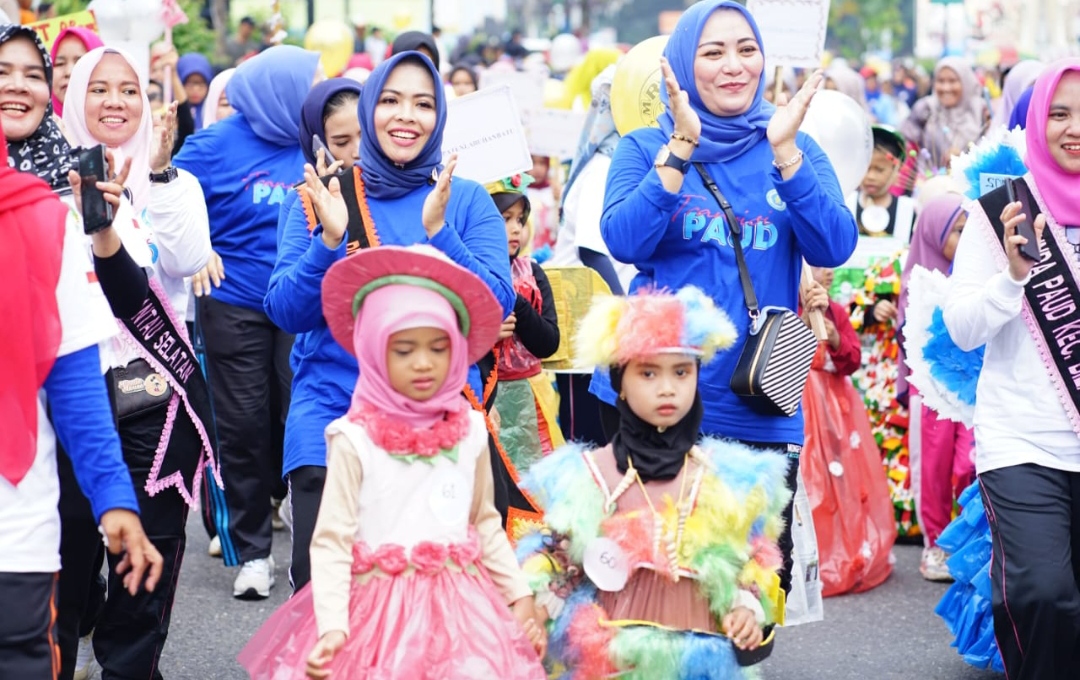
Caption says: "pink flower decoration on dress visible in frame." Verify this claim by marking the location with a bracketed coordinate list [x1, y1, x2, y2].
[351, 542, 375, 575]
[373, 544, 409, 575]
[411, 541, 450, 574]
[449, 532, 481, 567]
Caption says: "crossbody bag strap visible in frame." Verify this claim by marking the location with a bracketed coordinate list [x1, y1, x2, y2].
[693, 163, 759, 318]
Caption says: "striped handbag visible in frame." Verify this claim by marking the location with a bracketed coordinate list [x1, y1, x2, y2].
[695, 164, 817, 417]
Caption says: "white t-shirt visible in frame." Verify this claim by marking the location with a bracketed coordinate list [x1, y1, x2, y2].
[0, 210, 118, 573]
[551, 154, 638, 292]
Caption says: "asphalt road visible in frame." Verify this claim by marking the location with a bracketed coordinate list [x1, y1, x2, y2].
[157, 516, 1006, 680]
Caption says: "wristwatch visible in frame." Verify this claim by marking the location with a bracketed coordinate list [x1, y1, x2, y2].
[149, 166, 178, 184]
[654, 145, 691, 174]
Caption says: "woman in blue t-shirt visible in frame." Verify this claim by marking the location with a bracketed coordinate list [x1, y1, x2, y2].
[265, 51, 515, 591]
[598, 0, 858, 611]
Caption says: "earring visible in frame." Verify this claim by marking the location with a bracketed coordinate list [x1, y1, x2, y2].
[619, 392, 626, 401]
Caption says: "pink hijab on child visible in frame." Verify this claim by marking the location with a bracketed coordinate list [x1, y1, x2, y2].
[1026, 58, 1080, 227]
[347, 284, 470, 429]
[61, 46, 154, 213]
[49, 27, 104, 117]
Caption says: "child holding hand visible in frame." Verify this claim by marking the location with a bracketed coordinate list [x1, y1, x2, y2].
[518, 287, 791, 678]
[239, 245, 546, 679]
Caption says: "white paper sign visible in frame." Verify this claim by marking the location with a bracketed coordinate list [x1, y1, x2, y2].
[583, 537, 631, 592]
[524, 109, 588, 160]
[746, 0, 831, 68]
[479, 69, 546, 114]
[443, 85, 533, 185]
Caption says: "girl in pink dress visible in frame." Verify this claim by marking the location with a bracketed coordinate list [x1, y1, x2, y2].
[238, 245, 546, 679]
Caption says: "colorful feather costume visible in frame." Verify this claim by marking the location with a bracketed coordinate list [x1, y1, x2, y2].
[515, 286, 788, 679]
[518, 439, 791, 680]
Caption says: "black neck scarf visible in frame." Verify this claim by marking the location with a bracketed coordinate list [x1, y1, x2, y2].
[607, 365, 704, 483]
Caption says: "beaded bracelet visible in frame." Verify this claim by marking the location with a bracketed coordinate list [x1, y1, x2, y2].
[772, 149, 803, 171]
[670, 132, 699, 147]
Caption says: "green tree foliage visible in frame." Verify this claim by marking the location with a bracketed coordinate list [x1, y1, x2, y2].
[828, 0, 908, 60]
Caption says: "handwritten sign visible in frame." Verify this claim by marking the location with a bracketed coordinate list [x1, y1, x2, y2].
[583, 537, 630, 591]
[479, 69, 546, 115]
[524, 108, 588, 161]
[27, 11, 98, 51]
[746, 0, 830, 68]
[443, 85, 532, 185]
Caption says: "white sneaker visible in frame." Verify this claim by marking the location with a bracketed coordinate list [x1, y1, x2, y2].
[72, 633, 99, 680]
[208, 535, 222, 558]
[233, 556, 276, 600]
[920, 546, 954, 582]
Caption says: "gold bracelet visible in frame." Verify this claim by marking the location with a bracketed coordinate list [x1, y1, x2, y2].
[772, 149, 803, 171]
[670, 132, 699, 147]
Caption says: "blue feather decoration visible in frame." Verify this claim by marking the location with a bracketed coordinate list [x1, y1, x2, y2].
[924, 308, 984, 406]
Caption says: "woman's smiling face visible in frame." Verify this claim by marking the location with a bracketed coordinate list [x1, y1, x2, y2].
[373, 61, 437, 165]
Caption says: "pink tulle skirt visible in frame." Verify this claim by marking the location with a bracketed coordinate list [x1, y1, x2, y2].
[237, 565, 544, 680]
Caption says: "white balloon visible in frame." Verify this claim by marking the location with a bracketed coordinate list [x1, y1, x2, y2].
[798, 89, 874, 196]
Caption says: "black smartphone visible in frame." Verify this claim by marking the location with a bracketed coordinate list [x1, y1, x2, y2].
[77, 144, 113, 234]
[1005, 178, 1041, 262]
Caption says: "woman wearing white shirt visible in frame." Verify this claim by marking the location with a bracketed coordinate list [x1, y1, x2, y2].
[944, 59, 1080, 680]
[57, 46, 213, 680]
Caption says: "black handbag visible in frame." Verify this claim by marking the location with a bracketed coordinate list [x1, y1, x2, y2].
[107, 358, 174, 421]
[694, 164, 817, 417]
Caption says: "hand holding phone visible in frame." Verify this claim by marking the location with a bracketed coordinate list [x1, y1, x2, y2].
[76, 144, 114, 234]
[1005, 178, 1041, 263]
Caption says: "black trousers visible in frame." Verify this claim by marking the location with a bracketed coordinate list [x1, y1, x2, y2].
[980, 464, 1080, 680]
[287, 465, 327, 592]
[0, 572, 58, 679]
[56, 403, 199, 680]
[554, 373, 609, 448]
[199, 296, 293, 565]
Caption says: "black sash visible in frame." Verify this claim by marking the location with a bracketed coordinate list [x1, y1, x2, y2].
[120, 282, 217, 486]
[980, 183, 1080, 416]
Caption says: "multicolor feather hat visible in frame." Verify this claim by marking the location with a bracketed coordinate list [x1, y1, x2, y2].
[574, 286, 738, 368]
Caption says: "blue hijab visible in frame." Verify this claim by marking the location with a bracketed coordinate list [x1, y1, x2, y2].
[299, 78, 362, 166]
[1009, 85, 1034, 131]
[177, 53, 214, 128]
[226, 45, 321, 147]
[659, 0, 775, 163]
[358, 51, 447, 200]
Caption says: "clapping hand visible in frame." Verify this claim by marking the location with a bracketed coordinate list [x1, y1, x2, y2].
[421, 155, 458, 238]
[767, 69, 823, 160]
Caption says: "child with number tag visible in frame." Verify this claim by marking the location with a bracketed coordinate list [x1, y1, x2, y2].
[238, 245, 545, 680]
[517, 287, 791, 677]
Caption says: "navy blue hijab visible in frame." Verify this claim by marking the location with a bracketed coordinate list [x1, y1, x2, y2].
[227, 45, 321, 147]
[659, 0, 775, 163]
[358, 51, 447, 199]
[299, 78, 362, 166]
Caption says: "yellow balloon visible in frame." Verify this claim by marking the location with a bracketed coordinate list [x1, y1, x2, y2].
[611, 35, 669, 136]
[304, 20, 353, 77]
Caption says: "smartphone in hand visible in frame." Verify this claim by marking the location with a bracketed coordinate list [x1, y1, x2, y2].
[1005, 177, 1041, 263]
[76, 144, 113, 234]
[312, 135, 338, 169]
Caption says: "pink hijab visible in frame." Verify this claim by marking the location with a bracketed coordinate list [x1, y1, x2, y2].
[899, 193, 965, 327]
[348, 285, 470, 429]
[49, 27, 104, 117]
[201, 68, 235, 129]
[1026, 58, 1080, 227]
[62, 46, 153, 213]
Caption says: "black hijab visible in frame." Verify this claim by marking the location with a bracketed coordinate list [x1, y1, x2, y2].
[1, 25, 74, 189]
[606, 365, 703, 482]
[391, 31, 441, 71]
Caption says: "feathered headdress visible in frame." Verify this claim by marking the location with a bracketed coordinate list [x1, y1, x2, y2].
[573, 287, 737, 368]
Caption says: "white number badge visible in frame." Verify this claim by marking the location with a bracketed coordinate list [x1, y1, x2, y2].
[583, 536, 630, 592]
[428, 466, 470, 526]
